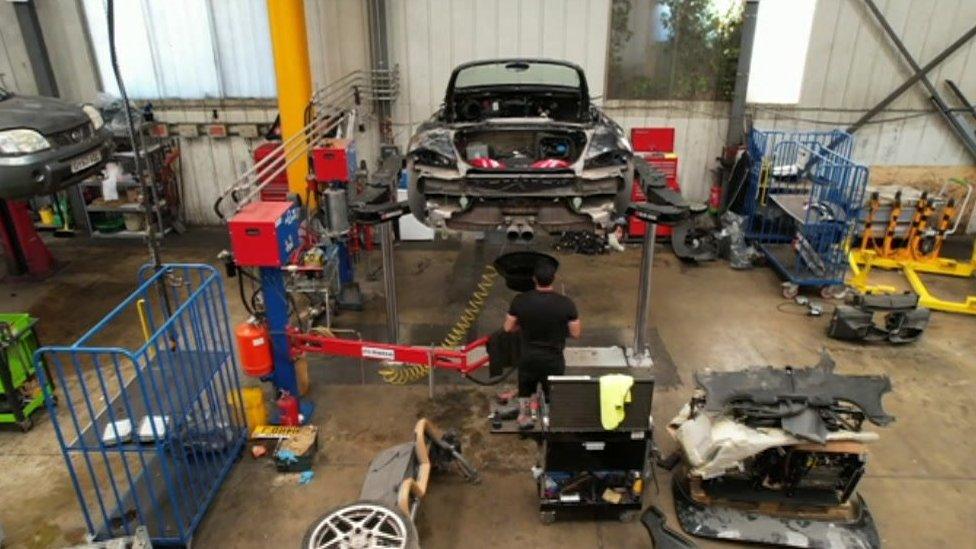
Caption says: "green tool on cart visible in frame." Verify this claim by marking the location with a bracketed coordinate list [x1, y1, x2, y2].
[0, 313, 53, 431]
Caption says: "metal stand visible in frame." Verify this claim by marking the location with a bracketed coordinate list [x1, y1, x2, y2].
[628, 222, 657, 368]
[261, 267, 299, 396]
[380, 221, 399, 342]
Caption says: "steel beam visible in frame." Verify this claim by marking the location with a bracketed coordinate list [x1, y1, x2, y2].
[267, 0, 313, 197]
[857, 0, 976, 160]
[13, 0, 58, 97]
[726, 0, 759, 148]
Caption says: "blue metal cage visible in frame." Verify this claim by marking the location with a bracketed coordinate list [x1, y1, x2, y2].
[746, 129, 868, 288]
[35, 264, 247, 546]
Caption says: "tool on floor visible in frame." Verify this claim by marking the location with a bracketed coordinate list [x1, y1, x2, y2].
[0, 313, 52, 431]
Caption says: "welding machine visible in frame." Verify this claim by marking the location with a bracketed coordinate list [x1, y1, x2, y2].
[312, 139, 358, 184]
[228, 201, 300, 267]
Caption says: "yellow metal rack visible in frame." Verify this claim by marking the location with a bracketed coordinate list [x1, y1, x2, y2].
[848, 179, 975, 315]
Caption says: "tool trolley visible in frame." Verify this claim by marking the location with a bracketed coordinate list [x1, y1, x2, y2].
[35, 264, 248, 546]
[746, 129, 868, 298]
[0, 313, 52, 431]
[490, 355, 654, 523]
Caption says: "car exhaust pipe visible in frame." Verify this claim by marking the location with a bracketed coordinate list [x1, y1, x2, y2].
[519, 225, 534, 242]
[506, 225, 520, 241]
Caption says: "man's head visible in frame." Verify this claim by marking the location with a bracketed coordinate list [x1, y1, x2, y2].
[533, 261, 557, 289]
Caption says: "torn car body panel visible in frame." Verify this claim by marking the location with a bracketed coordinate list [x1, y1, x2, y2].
[670, 353, 892, 548]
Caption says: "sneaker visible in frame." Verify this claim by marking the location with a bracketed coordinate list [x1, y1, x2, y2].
[517, 398, 534, 430]
[495, 389, 517, 405]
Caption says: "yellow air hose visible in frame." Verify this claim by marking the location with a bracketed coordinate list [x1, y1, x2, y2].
[379, 264, 499, 384]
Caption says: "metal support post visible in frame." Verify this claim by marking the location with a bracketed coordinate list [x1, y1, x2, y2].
[266, 0, 313, 196]
[860, 0, 976, 161]
[380, 222, 399, 342]
[260, 267, 299, 396]
[13, 0, 59, 97]
[846, 23, 976, 135]
[630, 222, 657, 367]
[725, 0, 759, 148]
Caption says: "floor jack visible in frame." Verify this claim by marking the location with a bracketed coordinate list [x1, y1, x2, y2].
[849, 181, 976, 315]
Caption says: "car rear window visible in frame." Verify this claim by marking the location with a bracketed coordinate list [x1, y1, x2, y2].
[454, 62, 581, 89]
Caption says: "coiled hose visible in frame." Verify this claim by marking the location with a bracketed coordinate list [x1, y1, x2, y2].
[379, 264, 499, 384]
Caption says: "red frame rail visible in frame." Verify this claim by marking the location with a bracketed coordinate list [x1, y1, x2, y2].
[288, 328, 491, 375]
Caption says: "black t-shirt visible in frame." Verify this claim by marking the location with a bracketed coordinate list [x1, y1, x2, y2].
[508, 289, 579, 356]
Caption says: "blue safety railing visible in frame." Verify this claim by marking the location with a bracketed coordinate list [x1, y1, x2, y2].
[34, 264, 247, 546]
[748, 131, 869, 289]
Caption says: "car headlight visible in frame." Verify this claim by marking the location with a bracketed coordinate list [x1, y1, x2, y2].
[0, 129, 50, 154]
[408, 129, 457, 168]
[82, 104, 104, 130]
[584, 125, 632, 168]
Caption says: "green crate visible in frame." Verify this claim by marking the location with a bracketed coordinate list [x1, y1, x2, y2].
[0, 313, 40, 393]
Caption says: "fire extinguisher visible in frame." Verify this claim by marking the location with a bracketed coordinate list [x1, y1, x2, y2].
[708, 184, 722, 215]
[277, 390, 300, 426]
[235, 318, 273, 377]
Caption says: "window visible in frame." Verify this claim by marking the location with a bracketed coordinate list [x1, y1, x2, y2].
[454, 62, 582, 89]
[746, 0, 817, 104]
[82, 0, 276, 99]
[606, 0, 744, 101]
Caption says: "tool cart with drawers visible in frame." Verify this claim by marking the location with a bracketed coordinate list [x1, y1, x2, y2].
[490, 357, 654, 523]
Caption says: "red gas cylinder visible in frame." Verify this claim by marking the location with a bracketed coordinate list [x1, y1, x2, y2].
[235, 320, 273, 377]
[277, 391, 300, 426]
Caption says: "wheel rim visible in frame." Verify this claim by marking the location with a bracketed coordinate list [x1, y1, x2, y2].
[307, 503, 409, 549]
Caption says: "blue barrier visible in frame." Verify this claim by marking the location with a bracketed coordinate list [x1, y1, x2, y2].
[35, 264, 247, 546]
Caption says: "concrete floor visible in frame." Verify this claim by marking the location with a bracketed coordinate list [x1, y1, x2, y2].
[1, 229, 974, 548]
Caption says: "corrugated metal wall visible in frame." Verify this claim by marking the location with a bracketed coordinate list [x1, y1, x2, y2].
[750, 0, 976, 167]
[8, 0, 976, 223]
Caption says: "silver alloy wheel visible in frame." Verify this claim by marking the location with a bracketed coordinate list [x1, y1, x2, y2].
[306, 503, 409, 549]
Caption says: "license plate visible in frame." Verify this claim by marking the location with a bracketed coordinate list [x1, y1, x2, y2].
[70, 149, 102, 173]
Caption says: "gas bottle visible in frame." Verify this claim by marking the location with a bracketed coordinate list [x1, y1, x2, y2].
[235, 320, 273, 377]
[277, 391, 300, 426]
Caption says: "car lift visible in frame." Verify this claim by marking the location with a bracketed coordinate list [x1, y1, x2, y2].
[848, 181, 976, 315]
[0, 198, 57, 279]
[223, 153, 687, 416]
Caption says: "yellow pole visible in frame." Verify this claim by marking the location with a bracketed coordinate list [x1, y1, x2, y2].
[267, 0, 312, 198]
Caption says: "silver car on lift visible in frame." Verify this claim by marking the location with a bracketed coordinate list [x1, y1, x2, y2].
[0, 87, 112, 200]
[406, 59, 633, 240]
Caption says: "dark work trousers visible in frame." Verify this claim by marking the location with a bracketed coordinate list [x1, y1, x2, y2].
[517, 352, 566, 400]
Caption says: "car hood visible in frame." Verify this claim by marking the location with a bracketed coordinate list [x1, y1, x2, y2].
[0, 94, 88, 134]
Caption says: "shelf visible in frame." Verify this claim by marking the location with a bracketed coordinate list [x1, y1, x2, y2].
[80, 179, 150, 189]
[113, 143, 163, 157]
[86, 199, 166, 213]
[91, 227, 172, 239]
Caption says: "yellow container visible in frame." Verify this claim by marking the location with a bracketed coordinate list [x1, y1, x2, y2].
[228, 387, 268, 434]
[39, 206, 56, 226]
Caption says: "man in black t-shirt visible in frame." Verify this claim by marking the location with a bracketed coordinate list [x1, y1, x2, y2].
[504, 261, 581, 428]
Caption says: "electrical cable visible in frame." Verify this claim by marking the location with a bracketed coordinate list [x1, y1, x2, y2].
[378, 264, 499, 384]
[106, 0, 160, 268]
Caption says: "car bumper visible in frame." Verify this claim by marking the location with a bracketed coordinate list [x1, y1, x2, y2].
[0, 128, 113, 200]
[412, 166, 633, 231]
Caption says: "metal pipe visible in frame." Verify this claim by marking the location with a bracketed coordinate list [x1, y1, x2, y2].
[632, 222, 657, 359]
[380, 222, 399, 343]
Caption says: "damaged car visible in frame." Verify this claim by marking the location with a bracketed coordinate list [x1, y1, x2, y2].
[668, 352, 893, 549]
[406, 59, 633, 238]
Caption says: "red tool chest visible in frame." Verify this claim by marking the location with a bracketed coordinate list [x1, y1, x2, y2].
[253, 142, 289, 202]
[628, 128, 681, 239]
